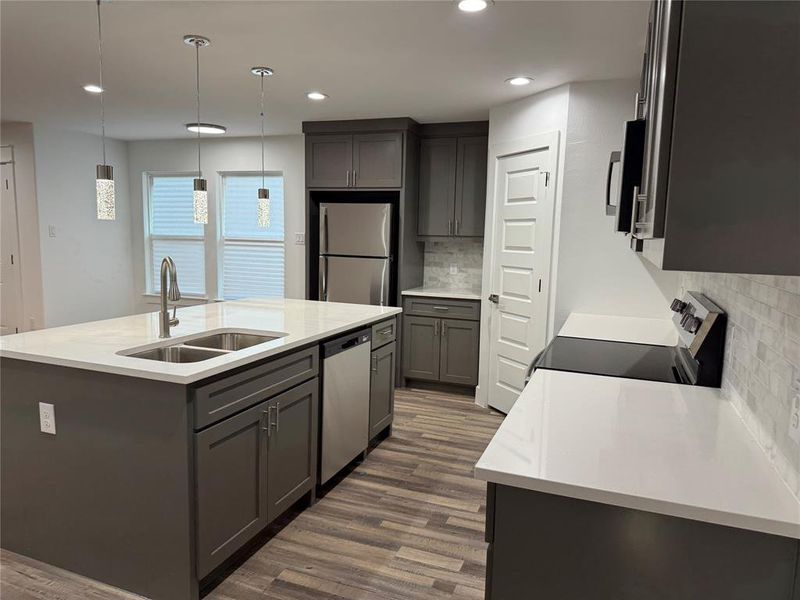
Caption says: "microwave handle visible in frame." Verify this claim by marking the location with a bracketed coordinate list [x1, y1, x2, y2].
[605, 151, 621, 216]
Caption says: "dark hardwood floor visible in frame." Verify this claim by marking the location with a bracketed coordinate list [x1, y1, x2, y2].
[1, 387, 503, 600]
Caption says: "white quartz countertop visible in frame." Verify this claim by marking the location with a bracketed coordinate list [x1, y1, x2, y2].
[559, 312, 678, 346]
[401, 286, 482, 301]
[475, 369, 800, 539]
[0, 299, 401, 384]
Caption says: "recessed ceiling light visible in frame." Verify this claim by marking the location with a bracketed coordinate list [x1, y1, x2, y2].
[185, 123, 227, 135]
[506, 76, 533, 86]
[83, 84, 104, 94]
[458, 0, 489, 13]
[306, 91, 328, 101]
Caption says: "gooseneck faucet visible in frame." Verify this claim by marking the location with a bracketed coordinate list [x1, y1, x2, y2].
[159, 256, 181, 338]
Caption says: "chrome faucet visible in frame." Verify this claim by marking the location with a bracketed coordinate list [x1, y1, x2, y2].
[159, 256, 181, 338]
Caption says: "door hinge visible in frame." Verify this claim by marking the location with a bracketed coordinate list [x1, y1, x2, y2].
[544, 171, 551, 187]
[538, 278, 542, 293]
[10, 254, 13, 265]
[4, 179, 8, 190]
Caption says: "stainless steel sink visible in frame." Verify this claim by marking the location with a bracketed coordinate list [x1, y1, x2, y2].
[127, 345, 226, 363]
[186, 332, 282, 351]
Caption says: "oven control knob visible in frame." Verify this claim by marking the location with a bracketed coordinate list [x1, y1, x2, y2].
[670, 298, 687, 313]
[683, 316, 702, 334]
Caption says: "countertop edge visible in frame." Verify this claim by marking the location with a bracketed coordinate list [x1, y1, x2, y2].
[473, 466, 800, 540]
[401, 288, 482, 301]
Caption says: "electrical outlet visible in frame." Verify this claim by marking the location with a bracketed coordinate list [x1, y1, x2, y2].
[39, 402, 56, 435]
[449, 263, 458, 275]
[789, 378, 800, 445]
[295, 232, 305, 245]
[48, 225, 56, 238]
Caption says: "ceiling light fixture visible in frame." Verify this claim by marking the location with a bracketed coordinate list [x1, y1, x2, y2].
[458, 0, 489, 13]
[184, 34, 210, 224]
[83, 83, 104, 94]
[306, 91, 328, 101]
[251, 66, 274, 229]
[506, 76, 534, 86]
[185, 123, 226, 135]
[93, 0, 114, 220]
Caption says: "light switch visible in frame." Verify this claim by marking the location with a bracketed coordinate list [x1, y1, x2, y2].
[449, 263, 458, 275]
[39, 402, 56, 435]
[48, 225, 56, 238]
[295, 232, 305, 245]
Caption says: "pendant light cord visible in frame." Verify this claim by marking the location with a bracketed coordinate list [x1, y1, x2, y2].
[195, 43, 201, 179]
[96, 0, 106, 165]
[260, 73, 265, 188]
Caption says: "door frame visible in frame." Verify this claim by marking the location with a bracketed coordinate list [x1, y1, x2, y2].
[1, 145, 25, 335]
[475, 131, 561, 410]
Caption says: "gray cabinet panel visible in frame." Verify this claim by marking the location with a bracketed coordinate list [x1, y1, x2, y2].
[353, 133, 403, 188]
[371, 318, 397, 350]
[455, 136, 488, 237]
[306, 134, 352, 188]
[193, 347, 318, 430]
[439, 319, 479, 386]
[402, 316, 440, 381]
[266, 379, 318, 521]
[418, 138, 457, 236]
[370, 341, 396, 438]
[195, 400, 268, 578]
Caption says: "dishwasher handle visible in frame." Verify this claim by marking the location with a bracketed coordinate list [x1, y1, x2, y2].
[322, 328, 372, 358]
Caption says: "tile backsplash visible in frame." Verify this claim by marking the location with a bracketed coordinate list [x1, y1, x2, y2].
[679, 273, 800, 499]
[423, 239, 484, 290]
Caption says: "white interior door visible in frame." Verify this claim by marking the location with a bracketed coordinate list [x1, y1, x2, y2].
[1, 159, 24, 335]
[486, 144, 555, 413]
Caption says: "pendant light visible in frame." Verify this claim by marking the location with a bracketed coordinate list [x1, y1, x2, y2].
[94, 0, 114, 220]
[184, 34, 210, 224]
[251, 67, 274, 229]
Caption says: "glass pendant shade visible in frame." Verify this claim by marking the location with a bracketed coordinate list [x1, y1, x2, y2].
[257, 187, 270, 229]
[96, 164, 115, 220]
[193, 178, 208, 224]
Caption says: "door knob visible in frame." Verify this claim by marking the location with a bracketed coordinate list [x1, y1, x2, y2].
[488, 294, 499, 304]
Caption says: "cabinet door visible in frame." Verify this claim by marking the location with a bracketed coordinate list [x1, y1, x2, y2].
[352, 132, 403, 188]
[418, 138, 457, 236]
[306, 134, 352, 188]
[402, 316, 440, 381]
[439, 319, 479, 386]
[454, 136, 488, 237]
[266, 379, 318, 522]
[370, 342, 396, 438]
[195, 400, 268, 578]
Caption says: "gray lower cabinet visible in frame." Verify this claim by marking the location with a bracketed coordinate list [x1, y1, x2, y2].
[369, 341, 396, 438]
[402, 298, 480, 387]
[439, 319, 479, 386]
[195, 378, 318, 578]
[402, 316, 441, 381]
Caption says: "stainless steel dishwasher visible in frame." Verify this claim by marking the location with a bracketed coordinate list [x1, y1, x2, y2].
[320, 328, 371, 485]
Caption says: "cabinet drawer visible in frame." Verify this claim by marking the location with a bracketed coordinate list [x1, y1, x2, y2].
[193, 347, 319, 430]
[371, 318, 397, 349]
[402, 296, 480, 321]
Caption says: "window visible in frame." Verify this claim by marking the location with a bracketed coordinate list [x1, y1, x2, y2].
[143, 172, 285, 301]
[221, 174, 285, 300]
[146, 175, 206, 296]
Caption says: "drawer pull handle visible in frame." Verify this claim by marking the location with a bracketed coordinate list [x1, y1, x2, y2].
[371, 356, 378, 372]
[377, 326, 393, 336]
[261, 409, 270, 436]
[432, 306, 449, 312]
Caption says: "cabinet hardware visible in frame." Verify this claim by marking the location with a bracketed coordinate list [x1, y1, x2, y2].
[377, 326, 393, 336]
[442, 322, 448, 337]
[434, 320, 440, 336]
[346, 170, 351, 187]
[275, 402, 280, 432]
[353, 171, 357, 187]
[371, 355, 378, 372]
[448, 220, 452, 235]
[455, 220, 459, 235]
[432, 306, 449, 312]
[261, 409, 270, 436]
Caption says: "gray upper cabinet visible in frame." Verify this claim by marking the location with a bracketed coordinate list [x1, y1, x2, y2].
[418, 138, 457, 236]
[306, 134, 352, 188]
[195, 399, 269, 578]
[402, 316, 440, 381]
[439, 319, 479, 386]
[353, 133, 403, 188]
[306, 132, 404, 189]
[369, 341, 396, 438]
[266, 380, 318, 522]
[417, 132, 488, 238]
[455, 136, 488, 237]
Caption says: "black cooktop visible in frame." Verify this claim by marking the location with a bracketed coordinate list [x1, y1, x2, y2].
[534, 336, 686, 384]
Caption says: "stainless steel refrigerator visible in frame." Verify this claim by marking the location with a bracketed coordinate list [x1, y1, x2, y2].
[319, 203, 392, 306]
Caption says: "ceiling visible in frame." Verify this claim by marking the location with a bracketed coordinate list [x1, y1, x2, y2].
[1, 1, 648, 140]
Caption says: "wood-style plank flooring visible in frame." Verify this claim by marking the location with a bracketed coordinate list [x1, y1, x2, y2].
[1, 387, 504, 600]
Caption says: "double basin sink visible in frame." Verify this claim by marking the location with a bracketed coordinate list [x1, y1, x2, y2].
[121, 331, 286, 363]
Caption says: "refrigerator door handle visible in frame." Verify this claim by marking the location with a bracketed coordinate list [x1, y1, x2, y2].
[319, 256, 328, 301]
[320, 205, 329, 254]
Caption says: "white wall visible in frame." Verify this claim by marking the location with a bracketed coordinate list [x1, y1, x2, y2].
[31, 125, 135, 327]
[126, 135, 304, 313]
[0, 121, 45, 330]
[554, 80, 678, 329]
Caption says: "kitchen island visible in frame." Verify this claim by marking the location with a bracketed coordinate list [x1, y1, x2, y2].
[0, 299, 401, 600]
